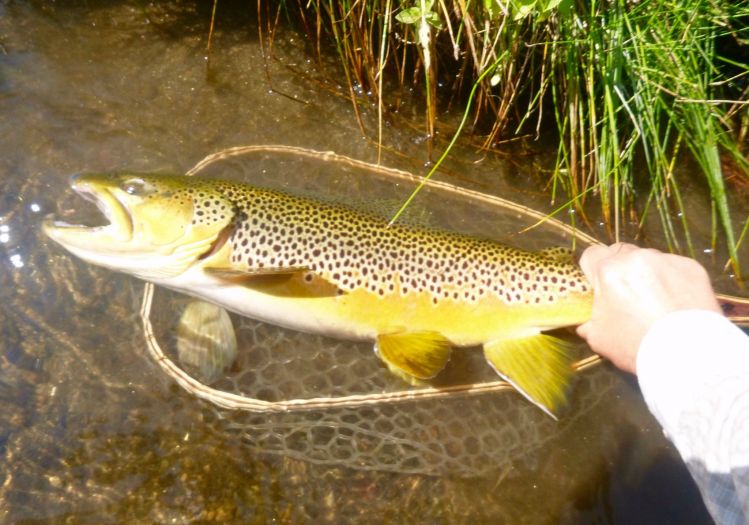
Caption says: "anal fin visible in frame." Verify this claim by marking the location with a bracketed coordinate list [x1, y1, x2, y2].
[375, 331, 452, 383]
[483, 334, 577, 419]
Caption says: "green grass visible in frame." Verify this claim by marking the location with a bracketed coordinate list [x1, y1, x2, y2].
[261, 0, 749, 275]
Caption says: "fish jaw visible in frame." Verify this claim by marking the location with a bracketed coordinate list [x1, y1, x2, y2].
[42, 176, 141, 270]
[43, 173, 235, 280]
[43, 175, 133, 246]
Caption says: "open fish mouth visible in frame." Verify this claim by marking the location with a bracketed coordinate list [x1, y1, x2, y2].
[42, 174, 134, 249]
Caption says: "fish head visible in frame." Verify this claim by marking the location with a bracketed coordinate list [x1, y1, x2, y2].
[43, 173, 235, 280]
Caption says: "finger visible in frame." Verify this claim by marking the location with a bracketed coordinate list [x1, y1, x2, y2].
[575, 322, 591, 341]
[610, 242, 639, 254]
[579, 243, 638, 279]
[578, 244, 612, 278]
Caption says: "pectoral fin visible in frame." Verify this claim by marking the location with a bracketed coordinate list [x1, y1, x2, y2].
[204, 266, 310, 279]
[375, 331, 452, 383]
[204, 266, 343, 298]
[483, 334, 577, 419]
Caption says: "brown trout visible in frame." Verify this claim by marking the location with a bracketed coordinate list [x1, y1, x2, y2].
[43, 173, 593, 416]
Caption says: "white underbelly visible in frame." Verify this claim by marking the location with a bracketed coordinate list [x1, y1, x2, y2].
[155, 266, 375, 342]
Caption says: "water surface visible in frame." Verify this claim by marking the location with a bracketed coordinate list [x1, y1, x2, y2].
[0, 2, 727, 523]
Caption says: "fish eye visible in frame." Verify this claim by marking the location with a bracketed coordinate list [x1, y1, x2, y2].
[120, 177, 155, 196]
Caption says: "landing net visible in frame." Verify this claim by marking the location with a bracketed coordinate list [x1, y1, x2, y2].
[139, 145, 608, 476]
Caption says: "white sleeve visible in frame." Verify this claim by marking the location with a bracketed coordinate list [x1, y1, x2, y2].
[637, 310, 749, 525]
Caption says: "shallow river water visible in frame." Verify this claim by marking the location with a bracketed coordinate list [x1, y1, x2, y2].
[0, 1, 741, 523]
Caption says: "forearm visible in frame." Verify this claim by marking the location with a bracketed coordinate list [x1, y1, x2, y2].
[637, 310, 749, 525]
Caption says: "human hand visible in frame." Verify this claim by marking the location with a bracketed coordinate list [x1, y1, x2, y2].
[576, 243, 722, 374]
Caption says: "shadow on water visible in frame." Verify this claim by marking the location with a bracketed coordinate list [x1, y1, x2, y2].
[0, 1, 720, 523]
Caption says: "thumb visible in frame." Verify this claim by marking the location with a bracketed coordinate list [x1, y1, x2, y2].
[576, 321, 591, 342]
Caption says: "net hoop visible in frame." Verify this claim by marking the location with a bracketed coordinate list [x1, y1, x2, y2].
[142, 145, 602, 413]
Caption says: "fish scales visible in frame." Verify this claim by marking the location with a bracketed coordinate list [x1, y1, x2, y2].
[215, 182, 588, 307]
[44, 173, 594, 416]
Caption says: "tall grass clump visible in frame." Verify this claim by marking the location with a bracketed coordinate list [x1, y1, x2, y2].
[260, 0, 749, 273]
